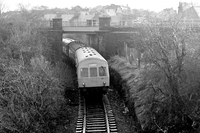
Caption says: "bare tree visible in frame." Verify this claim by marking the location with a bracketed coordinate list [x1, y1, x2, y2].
[0, 0, 6, 15]
[134, 20, 195, 131]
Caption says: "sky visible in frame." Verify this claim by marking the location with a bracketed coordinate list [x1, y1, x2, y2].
[3, 0, 200, 12]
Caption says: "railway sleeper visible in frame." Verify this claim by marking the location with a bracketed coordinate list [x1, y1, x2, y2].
[87, 117, 105, 120]
[87, 124, 107, 127]
[87, 127, 106, 129]
[86, 129, 107, 132]
[87, 122, 106, 125]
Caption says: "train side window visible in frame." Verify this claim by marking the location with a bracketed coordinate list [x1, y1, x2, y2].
[99, 66, 107, 76]
[90, 67, 97, 77]
[81, 68, 88, 77]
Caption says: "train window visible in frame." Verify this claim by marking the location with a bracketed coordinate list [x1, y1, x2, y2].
[90, 67, 97, 77]
[81, 68, 88, 77]
[99, 66, 107, 76]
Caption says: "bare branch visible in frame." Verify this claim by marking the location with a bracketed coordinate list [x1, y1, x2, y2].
[0, 0, 6, 15]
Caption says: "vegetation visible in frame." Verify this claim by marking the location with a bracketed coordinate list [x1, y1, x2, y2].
[103, 33, 133, 58]
[1, 1, 200, 133]
[0, 5, 75, 133]
[108, 23, 200, 132]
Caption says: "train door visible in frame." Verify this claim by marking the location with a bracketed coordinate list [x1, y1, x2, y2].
[98, 66, 109, 86]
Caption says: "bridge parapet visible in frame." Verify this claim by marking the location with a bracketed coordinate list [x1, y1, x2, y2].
[62, 21, 99, 27]
[50, 18, 200, 30]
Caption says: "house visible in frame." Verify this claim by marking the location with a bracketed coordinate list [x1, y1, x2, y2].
[44, 14, 75, 26]
[121, 5, 131, 14]
[89, 13, 100, 26]
[110, 15, 122, 26]
[105, 7, 116, 16]
[179, 6, 200, 19]
[157, 8, 177, 21]
[70, 13, 96, 26]
[44, 14, 57, 20]
[61, 14, 74, 26]
[178, 2, 200, 19]
[98, 12, 123, 27]
[132, 17, 147, 24]
[79, 14, 95, 26]
[80, 9, 90, 15]
[104, 4, 123, 16]
[178, 2, 193, 14]
[178, 2, 200, 26]
[116, 7, 123, 14]
[121, 14, 137, 26]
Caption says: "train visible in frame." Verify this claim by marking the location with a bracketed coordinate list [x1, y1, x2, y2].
[62, 38, 110, 94]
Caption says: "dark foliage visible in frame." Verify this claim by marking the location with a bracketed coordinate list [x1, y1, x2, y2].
[109, 56, 200, 133]
[109, 67, 126, 100]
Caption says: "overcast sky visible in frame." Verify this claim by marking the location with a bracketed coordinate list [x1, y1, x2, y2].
[4, 0, 200, 12]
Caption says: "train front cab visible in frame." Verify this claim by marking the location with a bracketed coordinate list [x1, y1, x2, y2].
[77, 60, 110, 94]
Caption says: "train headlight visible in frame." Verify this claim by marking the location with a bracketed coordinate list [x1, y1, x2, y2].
[82, 83, 85, 87]
[103, 82, 106, 86]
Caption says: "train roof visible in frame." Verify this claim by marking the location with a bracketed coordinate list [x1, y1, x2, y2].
[63, 38, 75, 44]
[63, 38, 85, 52]
[68, 42, 85, 52]
[76, 47, 107, 64]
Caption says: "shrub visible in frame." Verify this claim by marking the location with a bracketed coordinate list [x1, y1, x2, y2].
[0, 57, 69, 133]
[108, 55, 200, 133]
[0, 5, 75, 133]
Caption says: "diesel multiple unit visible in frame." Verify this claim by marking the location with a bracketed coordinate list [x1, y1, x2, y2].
[63, 38, 110, 93]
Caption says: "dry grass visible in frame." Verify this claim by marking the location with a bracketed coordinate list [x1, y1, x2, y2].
[109, 55, 200, 133]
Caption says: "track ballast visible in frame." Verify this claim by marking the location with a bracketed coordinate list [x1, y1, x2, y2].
[76, 93, 118, 133]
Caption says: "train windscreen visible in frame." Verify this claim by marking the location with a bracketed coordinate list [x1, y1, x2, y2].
[99, 66, 107, 76]
[81, 68, 88, 77]
[90, 67, 97, 77]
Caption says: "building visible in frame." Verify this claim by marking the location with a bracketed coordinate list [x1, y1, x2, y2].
[105, 7, 116, 16]
[44, 14, 57, 20]
[178, 2, 200, 19]
[110, 15, 122, 26]
[61, 14, 74, 26]
[69, 13, 98, 26]
[178, 2, 193, 14]
[178, 2, 200, 27]
[157, 8, 177, 21]
[80, 9, 90, 15]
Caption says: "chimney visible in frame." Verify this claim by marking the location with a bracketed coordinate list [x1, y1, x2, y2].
[52, 18, 62, 30]
[99, 16, 111, 30]
[178, 2, 183, 14]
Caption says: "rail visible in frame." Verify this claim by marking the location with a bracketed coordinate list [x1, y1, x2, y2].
[76, 93, 117, 133]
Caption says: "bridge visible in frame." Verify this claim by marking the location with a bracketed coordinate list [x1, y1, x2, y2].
[50, 17, 109, 34]
[50, 17, 200, 34]
[43, 17, 200, 62]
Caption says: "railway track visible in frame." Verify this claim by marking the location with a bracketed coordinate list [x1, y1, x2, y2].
[76, 94, 118, 133]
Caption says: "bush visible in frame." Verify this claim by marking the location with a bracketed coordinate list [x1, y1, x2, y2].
[0, 56, 69, 133]
[108, 55, 200, 133]
[108, 56, 142, 130]
[0, 6, 76, 133]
